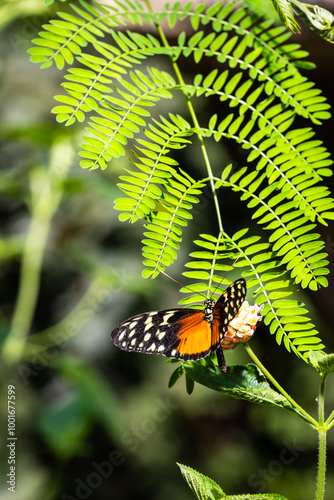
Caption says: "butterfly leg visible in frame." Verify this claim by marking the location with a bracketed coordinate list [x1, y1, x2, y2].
[216, 345, 227, 372]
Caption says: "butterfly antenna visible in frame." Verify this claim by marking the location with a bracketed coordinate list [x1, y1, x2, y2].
[160, 270, 183, 288]
[210, 253, 242, 298]
[160, 270, 207, 300]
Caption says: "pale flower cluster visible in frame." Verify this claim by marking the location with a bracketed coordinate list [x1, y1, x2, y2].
[220, 301, 263, 350]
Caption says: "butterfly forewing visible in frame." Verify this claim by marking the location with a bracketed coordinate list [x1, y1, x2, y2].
[164, 311, 212, 360]
[111, 278, 247, 362]
[111, 307, 202, 355]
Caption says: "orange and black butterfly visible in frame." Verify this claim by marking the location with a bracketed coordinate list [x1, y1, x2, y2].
[111, 278, 246, 371]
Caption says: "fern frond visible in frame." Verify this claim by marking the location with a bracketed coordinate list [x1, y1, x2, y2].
[142, 169, 206, 278]
[28, 0, 154, 69]
[204, 112, 334, 226]
[175, 1, 311, 71]
[177, 30, 330, 124]
[272, 0, 301, 33]
[30, 0, 330, 123]
[180, 234, 243, 306]
[113, 114, 205, 277]
[292, 1, 334, 44]
[27, 0, 333, 360]
[229, 229, 325, 358]
[167, 2, 331, 120]
[76, 68, 175, 169]
[114, 114, 195, 222]
[218, 165, 330, 290]
[186, 70, 330, 181]
[51, 31, 166, 126]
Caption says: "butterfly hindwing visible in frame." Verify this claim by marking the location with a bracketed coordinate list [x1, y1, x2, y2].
[211, 278, 247, 345]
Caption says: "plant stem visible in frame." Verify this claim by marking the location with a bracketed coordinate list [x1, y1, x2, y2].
[315, 374, 327, 500]
[2, 140, 72, 364]
[3, 186, 52, 362]
[325, 409, 334, 429]
[144, 0, 224, 233]
[244, 343, 317, 427]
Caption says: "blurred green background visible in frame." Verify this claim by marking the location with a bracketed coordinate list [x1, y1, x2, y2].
[1, 1, 334, 499]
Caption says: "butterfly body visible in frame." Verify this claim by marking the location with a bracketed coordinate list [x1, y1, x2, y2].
[111, 279, 247, 369]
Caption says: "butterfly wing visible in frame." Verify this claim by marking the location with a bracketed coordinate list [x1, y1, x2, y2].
[211, 278, 247, 348]
[111, 278, 247, 363]
[164, 311, 212, 360]
[111, 307, 209, 359]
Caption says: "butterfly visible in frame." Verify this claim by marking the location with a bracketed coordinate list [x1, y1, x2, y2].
[111, 278, 247, 371]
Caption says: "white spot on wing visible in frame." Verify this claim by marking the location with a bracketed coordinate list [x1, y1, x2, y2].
[158, 312, 175, 326]
[128, 323, 138, 337]
[118, 331, 125, 341]
[144, 316, 154, 329]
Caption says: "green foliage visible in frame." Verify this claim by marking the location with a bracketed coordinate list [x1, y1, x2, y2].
[294, 2, 334, 43]
[271, 0, 301, 33]
[28, 0, 333, 364]
[309, 351, 334, 376]
[178, 463, 226, 500]
[180, 233, 325, 360]
[43, 0, 67, 5]
[178, 462, 289, 499]
[271, 0, 334, 43]
[174, 360, 299, 415]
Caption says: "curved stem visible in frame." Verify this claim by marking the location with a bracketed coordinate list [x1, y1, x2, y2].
[315, 374, 327, 500]
[244, 343, 317, 427]
[2, 140, 72, 364]
[2, 190, 52, 363]
[143, 0, 223, 233]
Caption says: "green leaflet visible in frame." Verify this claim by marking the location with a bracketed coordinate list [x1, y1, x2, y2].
[178, 462, 289, 499]
[184, 362, 299, 415]
[178, 463, 225, 500]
